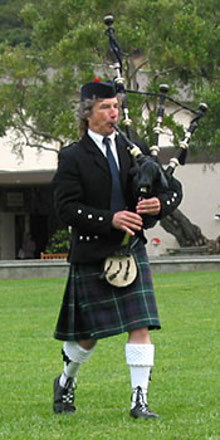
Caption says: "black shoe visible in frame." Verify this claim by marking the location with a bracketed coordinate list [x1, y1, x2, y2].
[130, 386, 159, 419]
[53, 375, 76, 414]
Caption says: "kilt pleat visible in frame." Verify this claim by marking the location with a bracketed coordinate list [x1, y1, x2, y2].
[54, 240, 161, 341]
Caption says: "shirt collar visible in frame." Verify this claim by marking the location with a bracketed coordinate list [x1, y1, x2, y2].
[88, 129, 116, 146]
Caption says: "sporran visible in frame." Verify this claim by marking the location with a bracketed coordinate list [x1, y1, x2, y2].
[100, 238, 139, 287]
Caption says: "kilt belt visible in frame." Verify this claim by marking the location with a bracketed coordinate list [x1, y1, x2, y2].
[54, 239, 161, 341]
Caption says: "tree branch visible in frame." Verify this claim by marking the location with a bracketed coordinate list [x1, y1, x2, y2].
[128, 58, 151, 81]
[17, 109, 63, 144]
[22, 130, 60, 153]
[13, 123, 62, 154]
[153, 66, 178, 81]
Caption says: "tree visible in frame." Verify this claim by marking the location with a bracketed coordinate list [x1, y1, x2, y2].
[0, 0, 219, 154]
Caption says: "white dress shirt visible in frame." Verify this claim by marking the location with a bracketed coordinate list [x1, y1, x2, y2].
[88, 129, 120, 168]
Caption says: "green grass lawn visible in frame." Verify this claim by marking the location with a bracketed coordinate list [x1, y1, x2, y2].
[0, 271, 219, 440]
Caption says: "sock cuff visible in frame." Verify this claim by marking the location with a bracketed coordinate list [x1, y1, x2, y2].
[63, 341, 95, 364]
[125, 343, 155, 367]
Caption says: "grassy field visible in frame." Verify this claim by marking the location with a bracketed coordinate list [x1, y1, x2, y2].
[0, 271, 219, 440]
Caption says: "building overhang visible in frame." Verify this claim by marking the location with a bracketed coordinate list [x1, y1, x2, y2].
[0, 169, 56, 185]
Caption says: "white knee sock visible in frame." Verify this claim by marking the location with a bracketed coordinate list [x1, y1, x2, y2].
[125, 343, 155, 407]
[59, 341, 95, 388]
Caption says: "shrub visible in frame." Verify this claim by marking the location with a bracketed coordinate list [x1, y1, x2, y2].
[45, 228, 71, 254]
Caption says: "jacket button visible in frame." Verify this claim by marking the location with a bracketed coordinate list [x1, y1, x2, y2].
[88, 214, 93, 219]
[77, 209, 82, 214]
[98, 216, 104, 221]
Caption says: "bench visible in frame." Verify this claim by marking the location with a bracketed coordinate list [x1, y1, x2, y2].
[40, 252, 68, 260]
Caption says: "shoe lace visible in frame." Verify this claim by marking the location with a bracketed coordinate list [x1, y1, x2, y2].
[62, 378, 74, 405]
[136, 386, 147, 411]
[62, 390, 74, 404]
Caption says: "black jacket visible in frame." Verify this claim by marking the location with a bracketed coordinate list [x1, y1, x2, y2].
[53, 133, 182, 263]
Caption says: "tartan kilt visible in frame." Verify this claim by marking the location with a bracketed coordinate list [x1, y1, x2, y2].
[54, 239, 161, 341]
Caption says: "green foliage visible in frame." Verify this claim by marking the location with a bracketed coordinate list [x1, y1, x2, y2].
[0, 271, 219, 439]
[193, 85, 220, 156]
[45, 228, 71, 253]
[0, 0, 219, 153]
[0, 0, 38, 46]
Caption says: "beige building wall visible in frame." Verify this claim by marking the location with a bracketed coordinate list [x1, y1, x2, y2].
[0, 131, 59, 172]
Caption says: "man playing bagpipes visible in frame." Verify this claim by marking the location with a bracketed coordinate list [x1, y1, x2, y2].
[52, 79, 182, 419]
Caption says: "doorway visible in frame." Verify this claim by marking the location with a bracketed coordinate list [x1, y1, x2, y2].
[30, 214, 49, 258]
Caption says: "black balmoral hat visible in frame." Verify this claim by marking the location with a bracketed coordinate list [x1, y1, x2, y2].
[80, 79, 116, 101]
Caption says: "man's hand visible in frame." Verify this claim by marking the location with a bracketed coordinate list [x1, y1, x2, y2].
[112, 210, 143, 236]
[136, 197, 161, 216]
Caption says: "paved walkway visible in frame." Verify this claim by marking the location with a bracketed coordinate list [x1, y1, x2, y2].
[0, 255, 220, 279]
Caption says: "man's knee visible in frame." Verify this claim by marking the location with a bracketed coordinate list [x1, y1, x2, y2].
[63, 340, 96, 364]
[78, 339, 97, 351]
[128, 327, 151, 344]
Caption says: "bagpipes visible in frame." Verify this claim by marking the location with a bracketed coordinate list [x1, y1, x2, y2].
[101, 15, 207, 287]
[103, 14, 207, 204]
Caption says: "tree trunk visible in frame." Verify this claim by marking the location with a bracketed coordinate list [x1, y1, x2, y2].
[160, 209, 207, 247]
[160, 209, 220, 254]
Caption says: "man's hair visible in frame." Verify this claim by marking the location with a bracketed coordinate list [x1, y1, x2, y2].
[77, 98, 97, 137]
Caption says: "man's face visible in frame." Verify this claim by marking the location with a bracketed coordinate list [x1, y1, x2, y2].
[87, 97, 119, 136]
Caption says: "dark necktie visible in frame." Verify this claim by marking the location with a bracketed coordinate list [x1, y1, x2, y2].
[103, 137, 125, 212]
